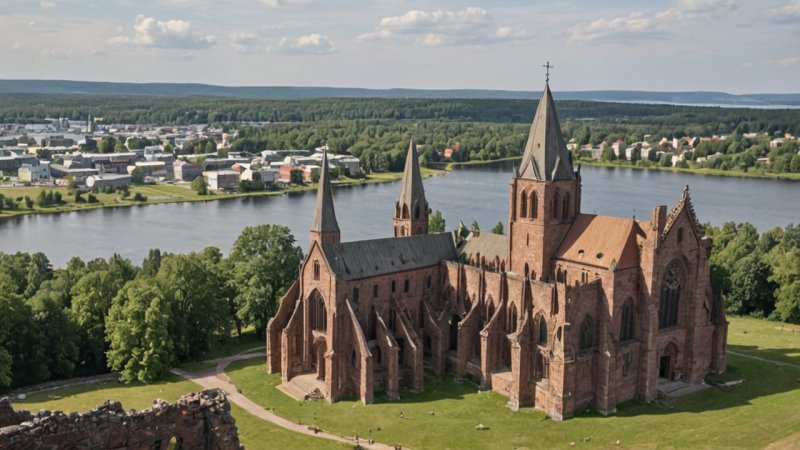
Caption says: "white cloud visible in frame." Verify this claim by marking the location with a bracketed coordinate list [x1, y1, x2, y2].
[12, 41, 24, 50]
[764, 1, 800, 23]
[40, 48, 72, 59]
[229, 32, 259, 53]
[109, 15, 216, 49]
[267, 33, 334, 55]
[359, 7, 531, 46]
[259, 0, 305, 7]
[40, 1, 56, 8]
[742, 61, 753, 68]
[677, 0, 737, 13]
[568, 0, 737, 44]
[767, 55, 800, 66]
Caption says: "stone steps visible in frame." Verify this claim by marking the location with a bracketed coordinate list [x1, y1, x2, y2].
[278, 373, 326, 401]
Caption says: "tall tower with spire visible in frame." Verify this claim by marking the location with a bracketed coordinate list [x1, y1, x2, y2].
[508, 81, 581, 280]
[393, 138, 429, 237]
[310, 149, 341, 246]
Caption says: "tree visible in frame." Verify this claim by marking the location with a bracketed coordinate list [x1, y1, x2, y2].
[130, 167, 145, 185]
[105, 279, 175, 383]
[428, 209, 445, 234]
[470, 220, 480, 233]
[768, 247, 800, 323]
[141, 248, 162, 277]
[27, 288, 80, 379]
[70, 261, 134, 372]
[156, 253, 226, 360]
[229, 225, 303, 339]
[66, 175, 76, 190]
[192, 177, 208, 195]
[290, 168, 304, 185]
[491, 221, 504, 235]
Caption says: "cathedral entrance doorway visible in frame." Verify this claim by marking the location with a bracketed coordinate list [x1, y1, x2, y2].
[659, 343, 678, 380]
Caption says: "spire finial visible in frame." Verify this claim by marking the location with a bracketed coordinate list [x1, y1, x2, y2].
[543, 61, 554, 83]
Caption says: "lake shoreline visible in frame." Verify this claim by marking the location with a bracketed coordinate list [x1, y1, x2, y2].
[445, 157, 800, 181]
[0, 167, 445, 221]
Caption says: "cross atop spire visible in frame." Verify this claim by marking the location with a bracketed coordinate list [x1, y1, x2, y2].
[543, 61, 554, 84]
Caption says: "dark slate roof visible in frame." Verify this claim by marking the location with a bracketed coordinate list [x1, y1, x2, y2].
[322, 233, 457, 280]
[458, 231, 509, 263]
[397, 138, 427, 211]
[310, 149, 340, 234]
[518, 83, 575, 182]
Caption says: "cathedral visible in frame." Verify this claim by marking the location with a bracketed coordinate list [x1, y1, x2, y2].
[265, 82, 728, 420]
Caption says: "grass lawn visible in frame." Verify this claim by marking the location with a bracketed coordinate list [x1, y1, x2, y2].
[225, 316, 800, 449]
[727, 316, 800, 367]
[10, 374, 344, 450]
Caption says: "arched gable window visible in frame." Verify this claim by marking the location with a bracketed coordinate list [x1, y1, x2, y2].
[311, 293, 326, 331]
[562, 192, 570, 220]
[579, 315, 594, 352]
[520, 191, 528, 218]
[659, 261, 683, 329]
[486, 300, 496, 323]
[313, 260, 320, 280]
[677, 227, 684, 244]
[415, 204, 420, 219]
[531, 191, 538, 219]
[395, 202, 401, 219]
[507, 303, 518, 333]
[538, 315, 548, 345]
[621, 298, 635, 341]
[402, 204, 410, 219]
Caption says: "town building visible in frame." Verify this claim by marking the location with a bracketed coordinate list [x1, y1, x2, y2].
[266, 83, 728, 420]
[18, 162, 51, 182]
[86, 173, 132, 190]
[204, 170, 239, 191]
[173, 160, 204, 182]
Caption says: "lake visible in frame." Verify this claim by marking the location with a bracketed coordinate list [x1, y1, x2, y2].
[1, 162, 798, 267]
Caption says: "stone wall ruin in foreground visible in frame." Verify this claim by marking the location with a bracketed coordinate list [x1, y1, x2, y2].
[0, 388, 241, 449]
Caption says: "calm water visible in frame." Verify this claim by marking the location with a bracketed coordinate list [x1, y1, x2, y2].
[1, 162, 798, 267]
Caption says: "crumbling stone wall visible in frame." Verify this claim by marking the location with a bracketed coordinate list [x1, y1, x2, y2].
[0, 388, 241, 450]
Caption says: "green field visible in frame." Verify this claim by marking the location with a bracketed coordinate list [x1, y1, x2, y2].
[0, 168, 442, 220]
[8, 316, 799, 449]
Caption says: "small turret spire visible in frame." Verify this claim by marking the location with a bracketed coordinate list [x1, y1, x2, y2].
[393, 137, 429, 237]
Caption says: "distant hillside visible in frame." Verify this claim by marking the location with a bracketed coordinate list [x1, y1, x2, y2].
[1, 79, 799, 107]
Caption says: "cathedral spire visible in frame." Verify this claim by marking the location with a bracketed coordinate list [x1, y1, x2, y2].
[393, 137, 429, 237]
[310, 148, 340, 245]
[517, 83, 574, 182]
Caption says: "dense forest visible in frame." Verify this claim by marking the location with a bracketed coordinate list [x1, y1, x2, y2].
[0, 225, 301, 391]
[2, 221, 799, 392]
[2, 94, 799, 135]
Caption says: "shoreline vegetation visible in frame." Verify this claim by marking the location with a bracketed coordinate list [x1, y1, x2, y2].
[447, 157, 800, 181]
[0, 167, 445, 220]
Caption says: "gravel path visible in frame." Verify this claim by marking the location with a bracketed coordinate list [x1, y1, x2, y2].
[171, 350, 398, 450]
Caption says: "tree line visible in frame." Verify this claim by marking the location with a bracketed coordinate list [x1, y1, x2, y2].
[2, 93, 799, 135]
[0, 224, 302, 391]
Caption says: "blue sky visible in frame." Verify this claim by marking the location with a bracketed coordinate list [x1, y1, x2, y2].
[2, 0, 799, 93]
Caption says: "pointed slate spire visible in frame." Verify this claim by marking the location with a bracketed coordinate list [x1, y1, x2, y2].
[517, 83, 574, 181]
[398, 137, 427, 213]
[310, 148, 340, 236]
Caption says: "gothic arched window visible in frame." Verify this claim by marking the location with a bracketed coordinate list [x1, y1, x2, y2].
[313, 260, 320, 280]
[621, 298, 635, 341]
[508, 303, 518, 333]
[535, 351, 547, 381]
[659, 261, 683, 329]
[562, 192, 570, 220]
[311, 294, 326, 331]
[415, 204, 420, 219]
[531, 192, 538, 219]
[520, 191, 528, 218]
[538, 315, 548, 345]
[579, 315, 594, 352]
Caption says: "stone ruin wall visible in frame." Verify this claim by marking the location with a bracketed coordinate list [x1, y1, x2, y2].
[0, 388, 241, 450]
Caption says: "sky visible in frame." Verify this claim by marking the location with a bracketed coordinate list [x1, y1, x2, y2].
[2, 0, 799, 93]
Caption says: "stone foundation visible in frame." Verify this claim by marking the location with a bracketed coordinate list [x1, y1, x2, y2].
[0, 388, 241, 450]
